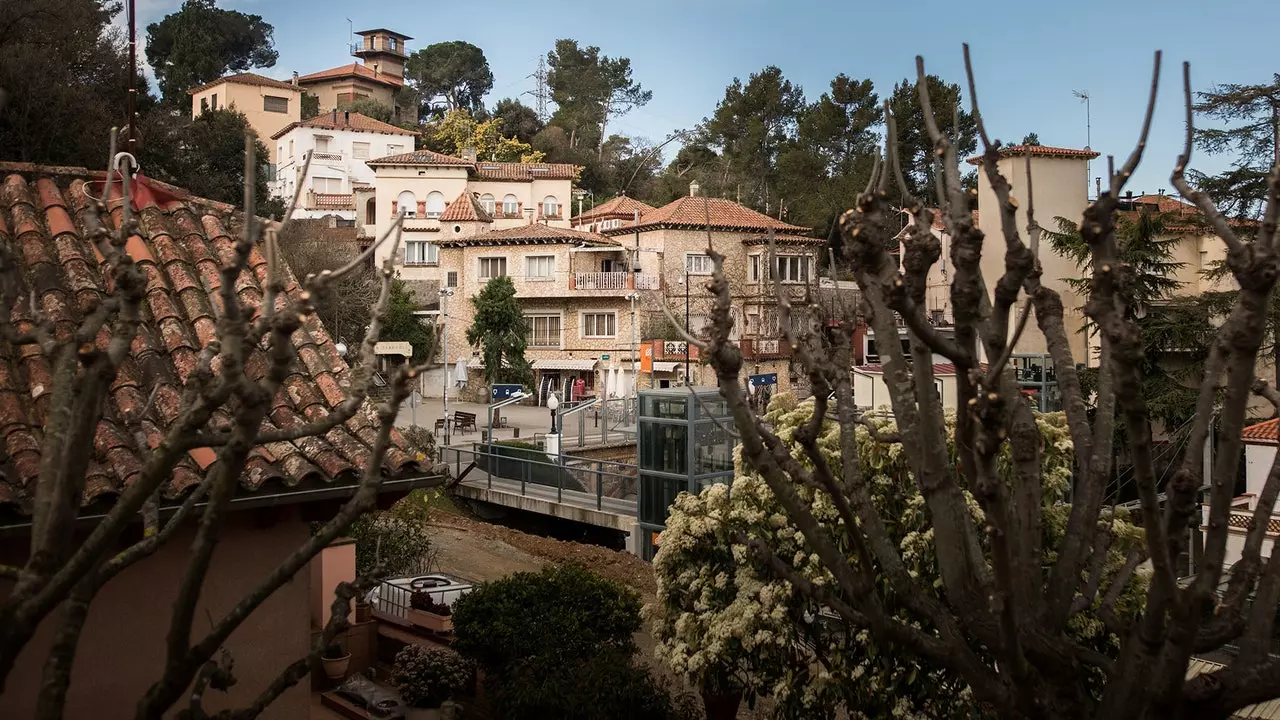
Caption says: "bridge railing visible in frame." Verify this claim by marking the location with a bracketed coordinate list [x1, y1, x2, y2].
[442, 443, 638, 511]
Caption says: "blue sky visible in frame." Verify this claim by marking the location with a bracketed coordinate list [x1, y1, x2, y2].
[132, 0, 1277, 194]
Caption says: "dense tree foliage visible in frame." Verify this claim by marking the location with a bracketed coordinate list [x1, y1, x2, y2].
[423, 109, 544, 163]
[145, 0, 277, 106]
[887, 74, 979, 199]
[465, 276, 533, 387]
[492, 98, 545, 144]
[1192, 74, 1280, 221]
[337, 98, 395, 124]
[381, 278, 438, 361]
[407, 41, 494, 117]
[547, 39, 652, 157]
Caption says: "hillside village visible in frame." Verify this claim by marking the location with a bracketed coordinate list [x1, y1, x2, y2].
[2, 1, 1280, 719]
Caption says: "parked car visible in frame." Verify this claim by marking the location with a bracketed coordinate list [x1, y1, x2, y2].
[366, 574, 473, 626]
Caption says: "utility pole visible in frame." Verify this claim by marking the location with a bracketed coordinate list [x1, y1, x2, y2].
[525, 57, 549, 123]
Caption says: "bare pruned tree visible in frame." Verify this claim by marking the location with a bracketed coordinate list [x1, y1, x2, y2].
[0, 131, 439, 717]
[688, 48, 1280, 719]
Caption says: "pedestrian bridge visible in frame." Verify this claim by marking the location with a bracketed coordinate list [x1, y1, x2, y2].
[440, 444, 643, 553]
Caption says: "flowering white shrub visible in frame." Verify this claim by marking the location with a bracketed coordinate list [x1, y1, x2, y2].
[647, 394, 1145, 719]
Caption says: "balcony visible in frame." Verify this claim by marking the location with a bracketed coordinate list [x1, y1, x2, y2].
[740, 338, 792, 359]
[570, 272, 660, 292]
[310, 151, 343, 163]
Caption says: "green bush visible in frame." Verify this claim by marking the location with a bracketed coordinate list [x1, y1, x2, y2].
[400, 425, 437, 463]
[346, 499, 434, 578]
[392, 645, 475, 708]
[451, 564, 641, 674]
[492, 650, 699, 720]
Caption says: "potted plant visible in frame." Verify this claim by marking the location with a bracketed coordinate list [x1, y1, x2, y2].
[321, 642, 351, 681]
[354, 598, 372, 624]
[392, 645, 476, 708]
[409, 591, 453, 633]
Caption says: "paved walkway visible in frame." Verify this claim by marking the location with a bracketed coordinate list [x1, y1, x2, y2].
[396, 396, 635, 447]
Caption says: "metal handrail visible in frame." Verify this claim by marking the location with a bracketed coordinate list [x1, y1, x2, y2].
[444, 443, 638, 511]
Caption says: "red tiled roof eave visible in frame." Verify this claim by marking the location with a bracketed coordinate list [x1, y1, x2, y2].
[601, 196, 809, 236]
[187, 72, 303, 96]
[296, 63, 404, 88]
[965, 145, 1101, 165]
[1244, 418, 1279, 444]
[0, 163, 426, 518]
[270, 112, 418, 140]
[439, 223, 617, 247]
[570, 195, 656, 223]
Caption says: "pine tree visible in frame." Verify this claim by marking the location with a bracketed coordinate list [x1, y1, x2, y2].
[1192, 74, 1280, 221]
[466, 276, 533, 388]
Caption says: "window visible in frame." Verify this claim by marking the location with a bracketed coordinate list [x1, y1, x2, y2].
[541, 195, 559, 217]
[336, 92, 355, 105]
[389, 37, 398, 52]
[397, 190, 416, 217]
[526, 314, 561, 347]
[314, 136, 331, 153]
[387, 144, 404, 155]
[480, 194, 496, 215]
[478, 257, 507, 279]
[582, 312, 617, 338]
[686, 253, 713, 275]
[263, 95, 289, 113]
[446, 271, 458, 288]
[748, 255, 760, 283]
[404, 241, 438, 265]
[312, 177, 342, 193]
[425, 191, 446, 218]
[288, 139, 294, 157]
[352, 142, 370, 159]
[525, 255, 555, 280]
[211, 93, 218, 110]
[502, 194, 519, 216]
[774, 255, 810, 283]
[200, 98, 209, 113]
[365, 198, 376, 224]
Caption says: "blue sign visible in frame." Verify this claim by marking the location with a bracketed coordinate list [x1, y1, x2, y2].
[492, 384, 524, 399]
[748, 373, 778, 388]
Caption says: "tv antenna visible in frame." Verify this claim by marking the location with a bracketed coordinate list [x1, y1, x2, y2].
[1073, 89, 1092, 195]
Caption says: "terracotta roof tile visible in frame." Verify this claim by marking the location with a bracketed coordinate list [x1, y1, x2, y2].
[296, 63, 404, 88]
[368, 149, 474, 167]
[571, 195, 656, 223]
[471, 162, 580, 181]
[270, 111, 416, 140]
[603, 196, 810, 235]
[187, 72, 302, 96]
[439, 191, 494, 223]
[439, 223, 618, 247]
[1244, 418, 1278, 443]
[966, 145, 1100, 165]
[0, 162, 427, 517]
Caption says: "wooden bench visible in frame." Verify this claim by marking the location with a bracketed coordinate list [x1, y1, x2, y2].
[433, 418, 446, 434]
[452, 411, 477, 434]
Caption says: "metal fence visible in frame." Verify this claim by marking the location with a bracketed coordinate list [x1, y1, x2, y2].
[442, 443, 638, 511]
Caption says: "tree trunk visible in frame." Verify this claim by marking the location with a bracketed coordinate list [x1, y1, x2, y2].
[700, 687, 743, 720]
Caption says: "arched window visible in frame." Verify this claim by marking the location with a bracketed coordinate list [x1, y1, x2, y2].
[425, 191, 446, 218]
[502, 194, 519, 216]
[396, 190, 416, 217]
[480, 193, 496, 216]
[542, 195, 559, 217]
[365, 198, 376, 225]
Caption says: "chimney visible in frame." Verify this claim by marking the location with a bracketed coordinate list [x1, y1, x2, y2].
[689, 181, 700, 197]
[523, 207, 535, 225]
[331, 109, 337, 125]
[291, 71, 298, 86]
[461, 146, 477, 162]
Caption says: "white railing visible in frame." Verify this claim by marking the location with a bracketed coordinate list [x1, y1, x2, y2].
[311, 151, 343, 162]
[574, 271, 630, 290]
[635, 274, 661, 290]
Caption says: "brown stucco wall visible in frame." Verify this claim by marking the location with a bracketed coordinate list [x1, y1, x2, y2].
[0, 507, 313, 719]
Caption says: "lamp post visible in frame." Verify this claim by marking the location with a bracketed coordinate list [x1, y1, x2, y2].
[626, 292, 639, 414]
[682, 270, 690, 384]
[545, 391, 561, 459]
[439, 288, 454, 446]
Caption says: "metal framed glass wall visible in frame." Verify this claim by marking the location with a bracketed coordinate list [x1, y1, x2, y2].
[1012, 354, 1062, 412]
[636, 387, 735, 560]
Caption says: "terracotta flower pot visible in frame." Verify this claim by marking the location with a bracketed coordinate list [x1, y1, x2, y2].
[354, 601, 372, 624]
[322, 652, 351, 681]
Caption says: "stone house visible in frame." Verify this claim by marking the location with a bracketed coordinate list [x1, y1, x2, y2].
[0, 163, 437, 717]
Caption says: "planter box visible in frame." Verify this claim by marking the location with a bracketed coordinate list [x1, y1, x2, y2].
[409, 608, 453, 633]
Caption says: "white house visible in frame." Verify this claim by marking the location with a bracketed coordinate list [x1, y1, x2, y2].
[1214, 419, 1280, 567]
[269, 110, 417, 220]
[853, 363, 958, 412]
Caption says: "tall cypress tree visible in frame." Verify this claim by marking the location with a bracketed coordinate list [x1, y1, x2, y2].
[466, 276, 533, 388]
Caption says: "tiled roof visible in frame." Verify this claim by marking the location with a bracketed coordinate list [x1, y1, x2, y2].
[741, 234, 826, 246]
[571, 195, 655, 223]
[0, 163, 424, 517]
[440, 223, 618, 247]
[367, 149, 475, 167]
[1243, 418, 1279, 443]
[471, 162, 580, 181]
[297, 63, 404, 88]
[270, 111, 416, 140]
[966, 145, 1101, 165]
[603, 196, 810, 235]
[439, 191, 493, 223]
[856, 363, 963, 376]
[187, 72, 302, 95]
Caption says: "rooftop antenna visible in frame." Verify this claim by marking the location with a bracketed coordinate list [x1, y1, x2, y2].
[346, 18, 354, 55]
[1073, 89, 1092, 197]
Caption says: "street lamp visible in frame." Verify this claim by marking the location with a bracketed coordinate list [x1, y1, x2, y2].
[547, 391, 560, 433]
[439, 288, 454, 446]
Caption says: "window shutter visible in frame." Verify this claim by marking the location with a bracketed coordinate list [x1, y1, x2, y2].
[391, 200, 398, 215]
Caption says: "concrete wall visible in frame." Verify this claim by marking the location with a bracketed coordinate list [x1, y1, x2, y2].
[191, 81, 302, 163]
[0, 508, 312, 719]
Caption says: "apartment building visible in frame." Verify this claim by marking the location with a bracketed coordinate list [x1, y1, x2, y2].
[188, 73, 302, 162]
[434, 223, 649, 403]
[269, 110, 417, 220]
[599, 187, 824, 395]
[296, 29, 416, 123]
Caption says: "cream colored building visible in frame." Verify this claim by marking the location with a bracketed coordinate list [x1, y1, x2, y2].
[296, 29, 415, 124]
[188, 73, 303, 163]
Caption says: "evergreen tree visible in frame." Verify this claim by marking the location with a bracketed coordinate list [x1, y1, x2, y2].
[1192, 74, 1280, 221]
[337, 98, 394, 124]
[546, 39, 651, 158]
[145, 0, 278, 106]
[466, 276, 533, 387]
[887, 74, 978, 200]
[406, 41, 494, 117]
[381, 278, 437, 361]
